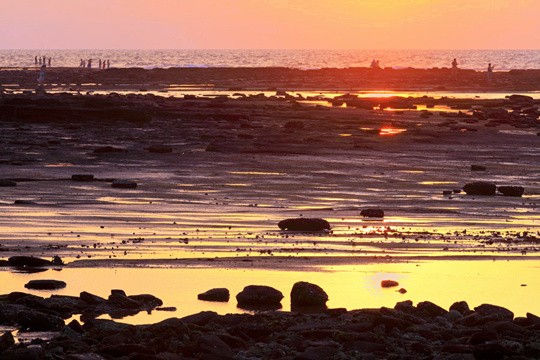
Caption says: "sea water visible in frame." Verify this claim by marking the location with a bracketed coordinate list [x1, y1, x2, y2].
[1, 49, 539, 70]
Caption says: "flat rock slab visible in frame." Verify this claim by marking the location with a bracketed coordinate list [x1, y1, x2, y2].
[278, 218, 330, 231]
[112, 180, 137, 189]
[24, 279, 67, 290]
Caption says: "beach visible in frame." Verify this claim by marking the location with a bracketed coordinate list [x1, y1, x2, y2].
[0, 66, 539, 358]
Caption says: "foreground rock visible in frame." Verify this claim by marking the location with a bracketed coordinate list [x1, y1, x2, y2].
[463, 181, 497, 196]
[111, 179, 137, 189]
[498, 185, 525, 197]
[361, 208, 385, 218]
[290, 281, 328, 308]
[24, 279, 67, 290]
[7, 256, 52, 268]
[0, 297, 539, 359]
[236, 285, 284, 310]
[198, 288, 230, 302]
[278, 218, 331, 231]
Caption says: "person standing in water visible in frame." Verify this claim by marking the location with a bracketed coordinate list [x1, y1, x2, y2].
[37, 64, 46, 87]
[487, 63, 495, 84]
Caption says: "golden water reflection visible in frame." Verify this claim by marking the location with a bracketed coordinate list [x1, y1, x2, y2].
[1, 259, 538, 326]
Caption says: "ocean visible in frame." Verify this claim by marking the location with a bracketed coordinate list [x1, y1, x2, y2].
[1, 49, 539, 70]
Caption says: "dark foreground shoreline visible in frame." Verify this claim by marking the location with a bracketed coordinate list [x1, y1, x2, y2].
[0, 287, 539, 360]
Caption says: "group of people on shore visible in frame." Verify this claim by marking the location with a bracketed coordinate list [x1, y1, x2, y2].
[79, 59, 110, 69]
[35, 56, 51, 67]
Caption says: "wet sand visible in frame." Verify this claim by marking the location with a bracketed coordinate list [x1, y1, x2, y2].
[0, 67, 539, 319]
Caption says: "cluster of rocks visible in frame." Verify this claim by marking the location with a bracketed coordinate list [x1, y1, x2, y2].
[0, 288, 163, 334]
[1, 294, 539, 360]
[463, 182, 525, 197]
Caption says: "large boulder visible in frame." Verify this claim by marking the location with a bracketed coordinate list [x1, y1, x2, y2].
[463, 182, 496, 196]
[24, 280, 66, 290]
[278, 218, 330, 231]
[8, 256, 52, 267]
[290, 281, 328, 307]
[236, 285, 283, 309]
[474, 304, 514, 321]
[16, 310, 65, 331]
[198, 288, 230, 302]
[497, 186, 524, 197]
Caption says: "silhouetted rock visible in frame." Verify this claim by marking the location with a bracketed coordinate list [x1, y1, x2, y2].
[463, 182, 496, 196]
[24, 279, 66, 290]
[361, 209, 384, 217]
[290, 281, 328, 307]
[381, 280, 399, 288]
[236, 285, 283, 308]
[450, 301, 470, 314]
[474, 303, 514, 321]
[8, 256, 52, 267]
[278, 218, 330, 231]
[16, 310, 65, 331]
[198, 288, 230, 302]
[498, 186, 524, 197]
[111, 179, 137, 189]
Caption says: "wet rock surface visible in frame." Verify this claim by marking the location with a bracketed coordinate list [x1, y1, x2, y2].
[278, 218, 331, 231]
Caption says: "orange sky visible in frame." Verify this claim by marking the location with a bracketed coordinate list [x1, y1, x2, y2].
[1, 0, 539, 49]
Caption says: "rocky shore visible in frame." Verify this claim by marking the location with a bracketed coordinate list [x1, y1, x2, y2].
[1, 283, 539, 360]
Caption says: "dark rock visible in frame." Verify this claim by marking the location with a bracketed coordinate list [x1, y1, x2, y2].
[108, 293, 141, 309]
[71, 174, 95, 181]
[111, 179, 137, 189]
[450, 301, 470, 314]
[196, 334, 234, 359]
[417, 301, 448, 317]
[128, 294, 163, 307]
[51, 255, 64, 265]
[96, 344, 154, 357]
[394, 300, 415, 313]
[236, 285, 284, 308]
[474, 304, 513, 321]
[0, 180, 17, 187]
[472, 343, 506, 360]
[68, 355, 108, 360]
[0, 346, 45, 360]
[526, 312, 540, 325]
[507, 94, 534, 103]
[373, 315, 413, 331]
[16, 310, 65, 331]
[290, 282, 328, 307]
[278, 218, 330, 231]
[469, 330, 498, 345]
[471, 165, 486, 171]
[24, 279, 66, 290]
[8, 256, 52, 267]
[198, 288, 230, 302]
[181, 311, 219, 326]
[380, 280, 399, 288]
[68, 319, 85, 334]
[80, 291, 107, 305]
[360, 209, 384, 217]
[458, 313, 484, 327]
[0, 331, 14, 353]
[463, 182, 496, 196]
[497, 186, 524, 197]
[13, 200, 37, 205]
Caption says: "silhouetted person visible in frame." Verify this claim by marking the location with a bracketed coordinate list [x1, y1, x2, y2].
[487, 63, 495, 84]
[34, 56, 38, 65]
[48, 57, 51, 67]
[99, 59, 102, 69]
[451, 58, 458, 77]
[87, 59, 92, 68]
[107, 59, 110, 69]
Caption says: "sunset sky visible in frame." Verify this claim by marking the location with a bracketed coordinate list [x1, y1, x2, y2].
[1, 0, 539, 49]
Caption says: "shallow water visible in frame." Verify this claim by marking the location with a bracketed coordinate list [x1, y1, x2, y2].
[2, 259, 538, 326]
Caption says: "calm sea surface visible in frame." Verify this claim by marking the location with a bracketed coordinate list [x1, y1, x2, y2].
[1, 49, 539, 70]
